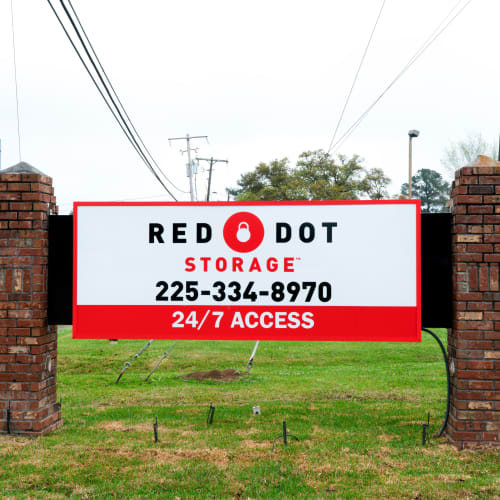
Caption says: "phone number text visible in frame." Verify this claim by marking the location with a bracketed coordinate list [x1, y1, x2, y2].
[155, 280, 332, 303]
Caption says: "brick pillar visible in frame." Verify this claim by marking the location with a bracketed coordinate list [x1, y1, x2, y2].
[448, 155, 500, 449]
[0, 162, 62, 435]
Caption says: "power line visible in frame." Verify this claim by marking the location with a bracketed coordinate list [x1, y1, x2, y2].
[57, 0, 179, 199]
[46, 0, 179, 200]
[168, 134, 208, 201]
[196, 157, 229, 201]
[10, 0, 22, 161]
[328, 0, 473, 155]
[327, 0, 386, 153]
[64, 0, 187, 195]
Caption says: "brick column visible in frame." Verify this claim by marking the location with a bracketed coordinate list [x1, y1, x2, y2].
[448, 155, 499, 449]
[0, 162, 62, 435]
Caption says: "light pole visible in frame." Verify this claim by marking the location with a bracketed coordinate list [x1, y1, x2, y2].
[408, 129, 420, 198]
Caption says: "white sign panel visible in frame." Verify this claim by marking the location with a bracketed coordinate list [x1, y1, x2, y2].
[73, 201, 421, 341]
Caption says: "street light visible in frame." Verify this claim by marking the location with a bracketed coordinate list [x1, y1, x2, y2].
[408, 129, 420, 198]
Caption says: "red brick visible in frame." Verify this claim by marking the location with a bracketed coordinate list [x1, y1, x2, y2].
[18, 248, 47, 257]
[467, 302, 492, 311]
[483, 392, 500, 401]
[451, 431, 479, 441]
[454, 185, 468, 195]
[14, 373, 41, 382]
[467, 321, 493, 330]
[456, 234, 482, 243]
[485, 234, 500, 243]
[456, 215, 484, 224]
[18, 212, 45, 221]
[456, 390, 486, 400]
[468, 360, 494, 370]
[469, 185, 495, 195]
[484, 311, 500, 321]
[484, 214, 500, 224]
[457, 311, 482, 321]
[455, 369, 484, 379]
[490, 266, 499, 291]
[455, 195, 484, 204]
[456, 292, 483, 301]
[32, 203, 49, 212]
[469, 380, 494, 390]
[0, 192, 22, 202]
[30, 183, 53, 195]
[484, 254, 500, 262]
[485, 331, 500, 339]
[9, 221, 32, 229]
[467, 267, 478, 290]
[468, 340, 493, 349]
[481, 176, 500, 184]
[481, 433, 499, 441]
[484, 195, 500, 204]
[9, 202, 33, 211]
[468, 401, 493, 410]
[460, 176, 478, 185]
[7, 183, 30, 192]
[468, 244, 493, 253]
[470, 225, 494, 233]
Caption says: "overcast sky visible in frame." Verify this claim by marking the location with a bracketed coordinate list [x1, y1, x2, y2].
[0, 0, 498, 213]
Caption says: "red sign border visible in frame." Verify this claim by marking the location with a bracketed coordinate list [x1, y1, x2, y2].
[73, 200, 421, 342]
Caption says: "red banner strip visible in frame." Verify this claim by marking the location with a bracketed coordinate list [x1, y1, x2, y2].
[73, 305, 421, 342]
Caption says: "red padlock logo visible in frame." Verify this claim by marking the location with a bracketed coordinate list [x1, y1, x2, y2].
[223, 212, 264, 253]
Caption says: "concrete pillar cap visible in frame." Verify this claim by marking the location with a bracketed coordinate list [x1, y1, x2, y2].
[1, 161, 47, 175]
[469, 155, 500, 167]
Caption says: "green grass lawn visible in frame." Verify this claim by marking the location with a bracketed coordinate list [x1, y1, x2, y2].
[1, 328, 498, 499]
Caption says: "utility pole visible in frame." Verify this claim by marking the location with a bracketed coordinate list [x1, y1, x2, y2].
[196, 157, 228, 201]
[408, 129, 420, 198]
[168, 134, 208, 201]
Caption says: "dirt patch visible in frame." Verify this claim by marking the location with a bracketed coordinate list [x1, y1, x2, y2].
[100, 421, 128, 432]
[239, 440, 269, 449]
[150, 447, 230, 469]
[233, 427, 259, 438]
[0, 436, 33, 455]
[97, 421, 175, 435]
[378, 433, 399, 442]
[181, 369, 242, 382]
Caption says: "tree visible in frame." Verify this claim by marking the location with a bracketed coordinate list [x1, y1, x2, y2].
[230, 150, 391, 201]
[441, 132, 497, 175]
[228, 158, 299, 201]
[400, 168, 450, 213]
[363, 168, 391, 200]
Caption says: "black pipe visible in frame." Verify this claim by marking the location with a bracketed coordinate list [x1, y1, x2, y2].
[153, 416, 158, 443]
[423, 328, 450, 437]
[7, 408, 11, 435]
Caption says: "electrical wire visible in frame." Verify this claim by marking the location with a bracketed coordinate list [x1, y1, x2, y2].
[10, 0, 22, 161]
[46, 0, 179, 200]
[57, 0, 178, 199]
[64, 0, 188, 195]
[57, 192, 177, 212]
[328, 0, 473, 155]
[327, 0, 386, 153]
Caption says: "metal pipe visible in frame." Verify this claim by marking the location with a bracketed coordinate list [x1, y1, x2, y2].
[423, 328, 450, 437]
[409, 137, 413, 198]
